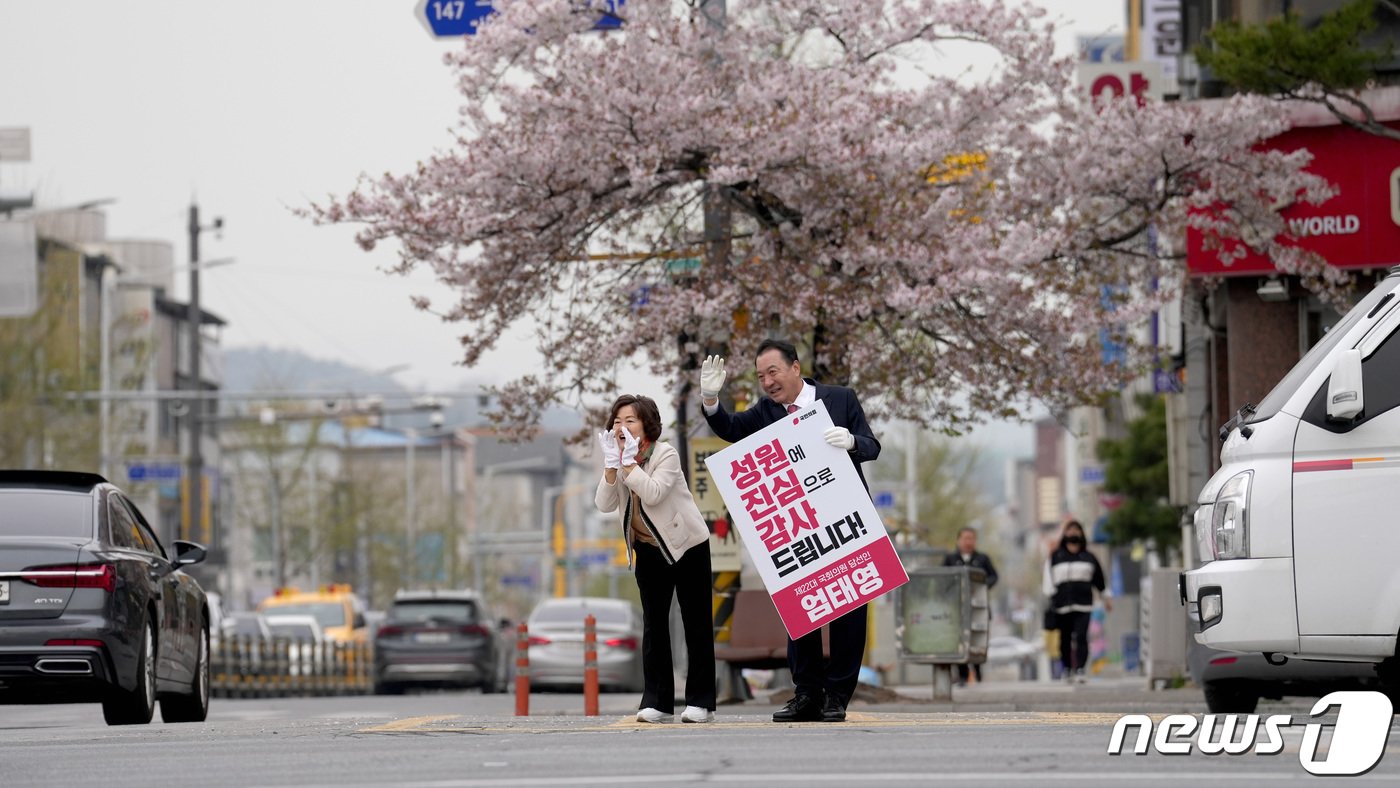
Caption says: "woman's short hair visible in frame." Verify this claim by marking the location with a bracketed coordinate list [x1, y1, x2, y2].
[607, 394, 663, 441]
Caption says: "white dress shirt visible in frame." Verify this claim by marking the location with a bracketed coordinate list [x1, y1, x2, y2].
[704, 380, 814, 415]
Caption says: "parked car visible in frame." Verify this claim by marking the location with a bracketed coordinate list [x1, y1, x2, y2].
[265, 614, 325, 643]
[373, 589, 508, 694]
[525, 597, 643, 692]
[219, 612, 273, 674]
[223, 612, 272, 642]
[206, 591, 226, 653]
[0, 470, 211, 725]
[265, 614, 325, 676]
[983, 635, 1043, 681]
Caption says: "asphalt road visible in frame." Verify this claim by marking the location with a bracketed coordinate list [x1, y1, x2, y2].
[2, 689, 1399, 787]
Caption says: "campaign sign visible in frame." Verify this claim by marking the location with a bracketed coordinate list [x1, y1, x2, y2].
[705, 401, 908, 640]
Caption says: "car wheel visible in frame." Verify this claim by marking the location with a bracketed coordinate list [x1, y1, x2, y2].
[1203, 680, 1259, 714]
[161, 621, 210, 723]
[103, 620, 156, 725]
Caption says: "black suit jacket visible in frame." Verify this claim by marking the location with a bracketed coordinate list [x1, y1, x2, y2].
[704, 378, 881, 490]
[942, 550, 999, 589]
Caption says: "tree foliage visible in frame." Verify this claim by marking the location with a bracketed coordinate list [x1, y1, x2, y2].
[0, 243, 99, 468]
[869, 431, 992, 553]
[1197, 0, 1400, 141]
[312, 0, 1333, 436]
[1096, 393, 1178, 562]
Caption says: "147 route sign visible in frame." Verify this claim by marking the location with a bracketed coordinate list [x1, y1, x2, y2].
[415, 0, 623, 38]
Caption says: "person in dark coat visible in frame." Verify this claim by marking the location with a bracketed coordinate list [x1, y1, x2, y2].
[700, 339, 880, 723]
[942, 527, 998, 685]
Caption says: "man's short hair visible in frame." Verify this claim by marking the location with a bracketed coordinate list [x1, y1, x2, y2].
[957, 527, 977, 539]
[755, 338, 799, 367]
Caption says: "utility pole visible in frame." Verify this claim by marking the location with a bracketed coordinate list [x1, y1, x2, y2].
[186, 201, 221, 549]
[683, 0, 729, 477]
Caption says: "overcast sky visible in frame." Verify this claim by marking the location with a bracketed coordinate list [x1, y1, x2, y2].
[0, 0, 1123, 403]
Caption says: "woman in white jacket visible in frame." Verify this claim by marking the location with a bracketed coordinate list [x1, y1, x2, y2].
[596, 394, 715, 724]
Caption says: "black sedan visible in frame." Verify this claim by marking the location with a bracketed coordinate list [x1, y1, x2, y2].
[0, 470, 211, 725]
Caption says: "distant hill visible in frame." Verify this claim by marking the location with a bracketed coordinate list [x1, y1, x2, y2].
[221, 346, 583, 431]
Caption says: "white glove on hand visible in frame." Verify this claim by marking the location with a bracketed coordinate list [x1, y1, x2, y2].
[620, 429, 641, 466]
[598, 431, 621, 470]
[824, 426, 855, 451]
[700, 355, 727, 402]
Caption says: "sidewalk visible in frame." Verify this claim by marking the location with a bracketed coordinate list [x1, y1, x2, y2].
[739, 676, 1218, 715]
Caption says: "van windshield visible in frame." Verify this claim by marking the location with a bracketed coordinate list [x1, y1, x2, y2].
[1249, 277, 1398, 423]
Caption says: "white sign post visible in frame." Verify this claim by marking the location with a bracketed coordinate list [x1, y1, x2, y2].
[705, 401, 908, 640]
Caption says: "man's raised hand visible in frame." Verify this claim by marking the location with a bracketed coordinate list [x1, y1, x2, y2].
[700, 355, 727, 404]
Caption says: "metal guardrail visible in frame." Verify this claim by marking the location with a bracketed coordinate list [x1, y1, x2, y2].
[211, 635, 372, 697]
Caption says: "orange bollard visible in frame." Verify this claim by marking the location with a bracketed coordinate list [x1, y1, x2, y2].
[583, 614, 599, 717]
[515, 622, 530, 717]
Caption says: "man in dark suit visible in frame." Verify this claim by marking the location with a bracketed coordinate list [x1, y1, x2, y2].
[942, 527, 999, 685]
[700, 339, 880, 723]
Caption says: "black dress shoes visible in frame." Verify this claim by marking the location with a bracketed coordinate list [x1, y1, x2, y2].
[820, 694, 847, 722]
[772, 693, 824, 722]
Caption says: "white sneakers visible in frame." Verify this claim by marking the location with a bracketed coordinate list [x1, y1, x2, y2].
[680, 706, 715, 723]
[636, 708, 673, 723]
[635, 706, 715, 723]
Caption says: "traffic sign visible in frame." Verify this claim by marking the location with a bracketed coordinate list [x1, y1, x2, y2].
[873, 491, 896, 509]
[127, 461, 183, 482]
[416, 0, 624, 38]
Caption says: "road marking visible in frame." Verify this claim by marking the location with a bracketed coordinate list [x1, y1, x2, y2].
[361, 711, 1140, 735]
[360, 715, 461, 732]
[278, 770, 1333, 787]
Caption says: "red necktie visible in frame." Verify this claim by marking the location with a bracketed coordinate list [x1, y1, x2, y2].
[786, 404, 798, 414]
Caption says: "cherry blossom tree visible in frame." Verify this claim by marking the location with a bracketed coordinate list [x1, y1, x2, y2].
[310, 0, 1333, 436]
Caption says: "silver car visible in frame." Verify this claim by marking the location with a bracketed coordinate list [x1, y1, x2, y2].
[526, 597, 643, 692]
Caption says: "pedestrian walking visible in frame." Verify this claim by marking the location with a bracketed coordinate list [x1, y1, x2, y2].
[700, 339, 881, 723]
[1042, 519, 1112, 684]
[942, 527, 998, 685]
[595, 394, 716, 724]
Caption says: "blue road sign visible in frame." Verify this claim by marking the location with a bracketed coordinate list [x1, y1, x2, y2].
[1079, 466, 1106, 485]
[127, 462, 182, 483]
[576, 550, 611, 567]
[417, 0, 624, 38]
[873, 491, 896, 508]
[501, 574, 534, 587]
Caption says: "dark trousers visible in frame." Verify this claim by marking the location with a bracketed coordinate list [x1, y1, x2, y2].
[790, 603, 867, 707]
[1058, 611, 1092, 672]
[956, 663, 982, 684]
[633, 540, 715, 713]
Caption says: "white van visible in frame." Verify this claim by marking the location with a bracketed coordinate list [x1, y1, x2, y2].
[1184, 266, 1400, 676]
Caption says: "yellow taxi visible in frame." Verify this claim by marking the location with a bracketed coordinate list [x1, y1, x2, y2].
[257, 585, 368, 644]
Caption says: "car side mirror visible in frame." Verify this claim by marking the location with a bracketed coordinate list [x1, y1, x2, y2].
[1327, 348, 1365, 422]
[171, 540, 208, 568]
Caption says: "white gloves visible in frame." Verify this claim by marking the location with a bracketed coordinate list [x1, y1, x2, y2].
[824, 426, 855, 451]
[700, 355, 727, 402]
[598, 431, 621, 470]
[619, 429, 641, 466]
